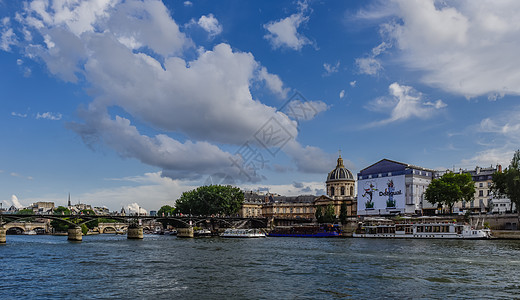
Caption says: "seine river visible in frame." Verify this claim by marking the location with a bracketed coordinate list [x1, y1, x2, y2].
[1, 234, 520, 299]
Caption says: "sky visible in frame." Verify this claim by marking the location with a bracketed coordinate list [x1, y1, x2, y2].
[1, 0, 519, 212]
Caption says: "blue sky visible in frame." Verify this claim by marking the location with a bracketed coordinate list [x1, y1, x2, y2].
[1, 0, 519, 212]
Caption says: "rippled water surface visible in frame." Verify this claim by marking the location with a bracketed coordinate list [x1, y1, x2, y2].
[1, 235, 520, 299]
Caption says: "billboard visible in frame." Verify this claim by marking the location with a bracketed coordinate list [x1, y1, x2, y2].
[357, 175, 405, 213]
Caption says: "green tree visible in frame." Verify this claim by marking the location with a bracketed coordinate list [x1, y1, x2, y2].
[425, 172, 475, 213]
[175, 185, 244, 216]
[315, 206, 323, 222]
[157, 205, 176, 217]
[322, 204, 336, 224]
[492, 150, 520, 219]
[339, 202, 348, 224]
[17, 208, 33, 215]
[53, 206, 71, 215]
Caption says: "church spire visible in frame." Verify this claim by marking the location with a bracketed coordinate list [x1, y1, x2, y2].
[68, 193, 71, 207]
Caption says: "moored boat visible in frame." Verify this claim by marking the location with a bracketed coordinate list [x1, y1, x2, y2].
[220, 228, 266, 238]
[268, 224, 342, 237]
[354, 219, 491, 239]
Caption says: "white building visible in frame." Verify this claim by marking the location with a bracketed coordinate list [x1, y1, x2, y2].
[357, 159, 434, 216]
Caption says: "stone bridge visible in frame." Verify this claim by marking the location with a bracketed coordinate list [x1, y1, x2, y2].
[4, 222, 51, 234]
[97, 222, 128, 234]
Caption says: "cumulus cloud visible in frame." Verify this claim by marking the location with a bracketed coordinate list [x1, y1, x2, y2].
[258, 66, 290, 98]
[339, 90, 345, 99]
[197, 14, 222, 37]
[4, 0, 329, 183]
[350, 80, 357, 87]
[11, 195, 24, 209]
[36, 112, 62, 120]
[365, 82, 446, 126]
[126, 202, 147, 215]
[363, 0, 520, 98]
[263, 1, 313, 51]
[184, 1, 193, 7]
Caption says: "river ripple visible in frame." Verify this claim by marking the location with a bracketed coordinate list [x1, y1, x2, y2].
[1, 235, 520, 299]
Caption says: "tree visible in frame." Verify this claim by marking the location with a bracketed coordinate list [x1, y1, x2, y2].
[339, 202, 348, 224]
[175, 185, 244, 216]
[53, 206, 71, 215]
[315, 206, 323, 222]
[492, 150, 520, 219]
[158, 205, 176, 217]
[425, 172, 475, 213]
[322, 204, 336, 224]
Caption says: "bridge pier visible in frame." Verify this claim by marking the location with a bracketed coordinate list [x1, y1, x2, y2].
[68, 226, 83, 241]
[0, 226, 6, 244]
[177, 227, 194, 238]
[127, 225, 144, 239]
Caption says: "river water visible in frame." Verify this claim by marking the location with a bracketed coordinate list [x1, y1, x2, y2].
[1, 234, 519, 299]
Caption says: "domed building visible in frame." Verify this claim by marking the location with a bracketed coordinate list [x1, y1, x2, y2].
[326, 155, 355, 198]
[314, 154, 357, 218]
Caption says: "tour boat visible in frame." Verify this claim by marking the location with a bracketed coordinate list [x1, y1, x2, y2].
[24, 230, 37, 235]
[353, 220, 491, 239]
[194, 229, 212, 237]
[220, 228, 266, 238]
[268, 224, 342, 237]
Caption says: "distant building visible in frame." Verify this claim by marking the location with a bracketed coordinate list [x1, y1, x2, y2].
[238, 154, 357, 220]
[452, 165, 511, 214]
[262, 195, 316, 219]
[31, 202, 55, 215]
[357, 159, 434, 216]
[316, 154, 357, 217]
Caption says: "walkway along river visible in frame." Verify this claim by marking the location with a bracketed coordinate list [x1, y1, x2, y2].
[1, 234, 520, 299]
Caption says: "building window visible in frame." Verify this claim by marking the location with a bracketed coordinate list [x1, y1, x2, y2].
[303, 207, 306, 213]
[350, 186, 354, 196]
[479, 190, 484, 197]
[341, 186, 345, 196]
[330, 187, 335, 196]
[479, 182, 483, 188]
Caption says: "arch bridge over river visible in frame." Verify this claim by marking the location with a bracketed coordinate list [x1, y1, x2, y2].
[0, 213, 312, 243]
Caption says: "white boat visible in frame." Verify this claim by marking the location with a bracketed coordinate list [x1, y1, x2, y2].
[353, 220, 491, 239]
[194, 229, 212, 237]
[220, 228, 266, 238]
[24, 230, 37, 235]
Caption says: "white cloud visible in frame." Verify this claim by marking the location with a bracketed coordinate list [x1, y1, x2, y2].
[263, 2, 313, 51]
[365, 0, 520, 98]
[365, 82, 446, 126]
[6, 0, 328, 183]
[242, 181, 326, 197]
[11, 195, 24, 209]
[356, 57, 382, 75]
[424, 99, 447, 109]
[323, 61, 340, 76]
[339, 90, 345, 99]
[183, 1, 193, 7]
[282, 99, 328, 122]
[1, 17, 16, 51]
[11, 112, 27, 118]
[36, 111, 62, 120]
[197, 14, 222, 37]
[350, 80, 357, 87]
[258, 66, 290, 98]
